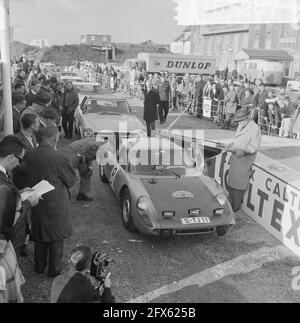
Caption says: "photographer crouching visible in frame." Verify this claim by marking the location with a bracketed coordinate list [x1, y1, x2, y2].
[50, 245, 115, 303]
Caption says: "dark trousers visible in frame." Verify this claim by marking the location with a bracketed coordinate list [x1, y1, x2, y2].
[34, 241, 64, 275]
[62, 111, 74, 137]
[159, 101, 169, 122]
[228, 186, 245, 211]
[146, 121, 155, 137]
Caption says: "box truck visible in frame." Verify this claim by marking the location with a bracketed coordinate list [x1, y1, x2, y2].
[137, 52, 216, 75]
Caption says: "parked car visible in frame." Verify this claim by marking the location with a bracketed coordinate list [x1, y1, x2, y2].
[60, 75, 84, 84]
[97, 136, 235, 237]
[74, 96, 146, 139]
[287, 77, 300, 92]
[240, 59, 284, 85]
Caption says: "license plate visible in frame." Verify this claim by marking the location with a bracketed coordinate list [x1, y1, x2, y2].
[181, 217, 211, 225]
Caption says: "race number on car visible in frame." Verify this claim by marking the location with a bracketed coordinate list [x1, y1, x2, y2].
[181, 217, 211, 225]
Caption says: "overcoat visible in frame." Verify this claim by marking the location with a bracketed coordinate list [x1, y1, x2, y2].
[224, 90, 238, 114]
[24, 143, 76, 242]
[143, 88, 160, 123]
[228, 120, 261, 190]
[0, 172, 30, 251]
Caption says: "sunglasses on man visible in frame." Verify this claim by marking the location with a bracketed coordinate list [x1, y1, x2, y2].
[13, 155, 24, 163]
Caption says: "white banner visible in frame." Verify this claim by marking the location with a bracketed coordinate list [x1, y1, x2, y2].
[242, 164, 300, 257]
[203, 99, 212, 118]
[208, 151, 300, 258]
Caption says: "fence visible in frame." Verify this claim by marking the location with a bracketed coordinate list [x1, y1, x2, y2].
[115, 79, 300, 140]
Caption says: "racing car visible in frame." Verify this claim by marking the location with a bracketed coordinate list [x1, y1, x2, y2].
[74, 95, 146, 139]
[97, 136, 235, 237]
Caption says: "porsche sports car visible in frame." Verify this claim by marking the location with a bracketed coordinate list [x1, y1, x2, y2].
[97, 136, 235, 237]
[74, 95, 146, 139]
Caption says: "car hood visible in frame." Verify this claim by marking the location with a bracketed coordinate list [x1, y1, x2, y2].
[83, 113, 145, 132]
[140, 176, 220, 218]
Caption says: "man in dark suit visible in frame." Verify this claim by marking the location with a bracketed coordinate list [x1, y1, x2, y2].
[0, 136, 40, 256]
[194, 75, 206, 118]
[12, 95, 27, 134]
[62, 82, 79, 139]
[210, 82, 221, 118]
[14, 113, 40, 256]
[16, 113, 39, 152]
[25, 80, 41, 108]
[143, 80, 160, 137]
[24, 125, 76, 277]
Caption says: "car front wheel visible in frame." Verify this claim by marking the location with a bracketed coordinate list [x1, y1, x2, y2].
[121, 188, 136, 231]
[99, 166, 109, 183]
[216, 225, 228, 237]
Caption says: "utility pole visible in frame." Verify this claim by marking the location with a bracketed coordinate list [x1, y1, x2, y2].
[0, 0, 13, 135]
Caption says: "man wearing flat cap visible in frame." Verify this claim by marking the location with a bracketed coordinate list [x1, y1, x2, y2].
[225, 108, 261, 212]
[38, 108, 59, 129]
[23, 125, 76, 277]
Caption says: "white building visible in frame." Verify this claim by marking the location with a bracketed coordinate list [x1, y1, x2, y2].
[170, 26, 191, 55]
[30, 39, 49, 48]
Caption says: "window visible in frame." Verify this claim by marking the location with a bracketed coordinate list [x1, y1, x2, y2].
[280, 23, 297, 38]
[283, 61, 290, 77]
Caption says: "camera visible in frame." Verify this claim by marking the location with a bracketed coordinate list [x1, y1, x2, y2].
[90, 251, 112, 291]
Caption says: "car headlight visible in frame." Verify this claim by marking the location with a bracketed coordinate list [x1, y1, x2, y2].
[83, 128, 94, 138]
[136, 196, 153, 226]
[216, 193, 227, 207]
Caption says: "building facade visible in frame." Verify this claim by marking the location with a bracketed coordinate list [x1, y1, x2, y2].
[80, 34, 115, 61]
[29, 39, 49, 48]
[80, 34, 112, 47]
[190, 24, 300, 79]
[170, 26, 191, 55]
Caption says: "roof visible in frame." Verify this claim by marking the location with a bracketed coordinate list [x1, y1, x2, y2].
[183, 26, 192, 32]
[236, 49, 294, 61]
[174, 33, 184, 42]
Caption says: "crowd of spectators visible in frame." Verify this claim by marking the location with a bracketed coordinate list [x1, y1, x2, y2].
[0, 56, 114, 303]
[117, 68, 300, 139]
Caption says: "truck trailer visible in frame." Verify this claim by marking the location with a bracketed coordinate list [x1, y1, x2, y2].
[137, 52, 217, 75]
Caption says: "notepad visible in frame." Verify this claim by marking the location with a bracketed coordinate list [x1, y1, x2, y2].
[20, 180, 55, 201]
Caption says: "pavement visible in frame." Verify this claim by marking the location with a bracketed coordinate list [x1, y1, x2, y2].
[20, 91, 300, 303]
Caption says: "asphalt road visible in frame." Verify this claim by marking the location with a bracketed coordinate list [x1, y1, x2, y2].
[20, 92, 300, 303]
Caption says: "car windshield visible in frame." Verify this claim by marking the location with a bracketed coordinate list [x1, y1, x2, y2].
[130, 148, 195, 176]
[62, 72, 77, 76]
[84, 99, 130, 115]
[74, 84, 102, 95]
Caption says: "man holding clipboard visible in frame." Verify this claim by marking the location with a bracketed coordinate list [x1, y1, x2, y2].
[24, 125, 76, 277]
[217, 108, 262, 212]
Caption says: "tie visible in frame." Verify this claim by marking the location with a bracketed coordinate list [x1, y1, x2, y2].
[31, 135, 36, 148]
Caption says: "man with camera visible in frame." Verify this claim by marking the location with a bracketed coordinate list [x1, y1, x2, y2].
[50, 245, 115, 303]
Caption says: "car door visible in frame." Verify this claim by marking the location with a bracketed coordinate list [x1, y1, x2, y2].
[77, 96, 88, 136]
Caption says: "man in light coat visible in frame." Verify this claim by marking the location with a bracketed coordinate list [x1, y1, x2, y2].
[225, 108, 262, 212]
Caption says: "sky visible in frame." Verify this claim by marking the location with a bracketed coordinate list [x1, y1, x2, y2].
[10, 0, 185, 46]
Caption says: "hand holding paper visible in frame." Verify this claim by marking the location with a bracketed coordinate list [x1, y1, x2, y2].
[20, 180, 55, 202]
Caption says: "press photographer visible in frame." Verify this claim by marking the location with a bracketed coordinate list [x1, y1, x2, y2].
[50, 245, 115, 303]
